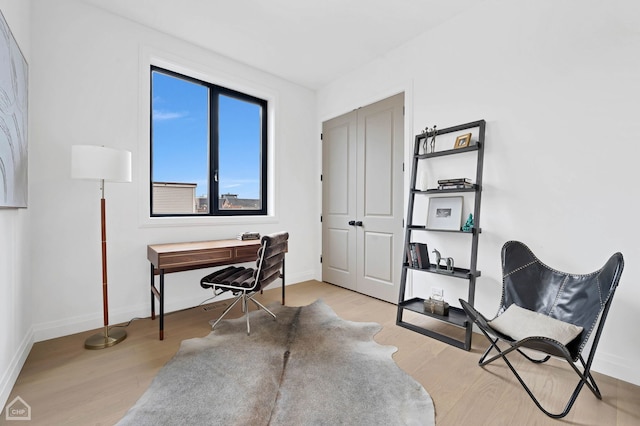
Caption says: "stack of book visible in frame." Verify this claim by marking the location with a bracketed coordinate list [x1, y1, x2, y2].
[437, 177, 473, 190]
[406, 243, 430, 269]
[237, 231, 261, 241]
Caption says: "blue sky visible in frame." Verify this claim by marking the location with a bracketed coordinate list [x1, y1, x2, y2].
[151, 71, 261, 199]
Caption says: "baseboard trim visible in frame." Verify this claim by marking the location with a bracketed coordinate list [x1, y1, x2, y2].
[32, 274, 316, 343]
[0, 326, 34, 411]
[592, 351, 640, 386]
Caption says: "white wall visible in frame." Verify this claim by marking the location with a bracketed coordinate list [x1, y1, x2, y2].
[318, 0, 640, 385]
[0, 0, 32, 410]
[28, 0, 319, 340]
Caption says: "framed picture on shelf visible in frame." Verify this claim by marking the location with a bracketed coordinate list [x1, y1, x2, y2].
[453, 133, 472, 149]
[426, 196, 463, 230]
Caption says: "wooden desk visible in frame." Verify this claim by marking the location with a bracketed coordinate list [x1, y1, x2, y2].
[147, 239, 285, 340]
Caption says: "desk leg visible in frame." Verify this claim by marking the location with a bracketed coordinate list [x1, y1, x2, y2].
[150, 263, 155, 320]
[159, 269, 165, 340]
[282, 258, 286, 305]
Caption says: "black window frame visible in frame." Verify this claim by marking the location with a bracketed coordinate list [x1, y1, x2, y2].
[150, 66, 268, 217]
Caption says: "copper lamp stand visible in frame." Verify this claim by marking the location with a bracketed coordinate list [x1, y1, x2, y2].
[84, 185, 127, 349]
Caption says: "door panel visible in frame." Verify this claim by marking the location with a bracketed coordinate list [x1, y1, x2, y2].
[322, 111, 357, 290]
[364, 231, 394, 282]
[322, 93, 404, 303]
[326, 228, 350, 272]
[325, 124, 350, 215]
[356, 93, 404, 302]
[364, 112, 394, 216]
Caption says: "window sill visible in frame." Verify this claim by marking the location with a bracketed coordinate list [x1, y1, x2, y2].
[139, 213, 278, 228]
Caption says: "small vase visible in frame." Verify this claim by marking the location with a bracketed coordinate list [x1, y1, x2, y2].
[417, 169, 428, 191]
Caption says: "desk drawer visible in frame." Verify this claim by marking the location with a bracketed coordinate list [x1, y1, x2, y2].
[235, 245, 260, 262]
[159, 248, 234, 269]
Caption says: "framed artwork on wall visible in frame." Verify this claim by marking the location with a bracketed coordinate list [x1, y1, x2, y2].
[0, 10, 29, 208]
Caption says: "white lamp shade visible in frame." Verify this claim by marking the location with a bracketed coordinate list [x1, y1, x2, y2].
[71, 145, 132, 182]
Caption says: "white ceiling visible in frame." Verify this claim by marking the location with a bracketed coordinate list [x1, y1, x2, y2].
[80, 0, 483, 89]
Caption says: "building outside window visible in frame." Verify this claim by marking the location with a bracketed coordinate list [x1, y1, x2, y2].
[150, 66, 268, 216]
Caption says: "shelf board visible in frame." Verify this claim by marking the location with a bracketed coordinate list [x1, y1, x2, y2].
[411, 187, 477, 195]
[404, 264, 481, 278]
[425, 227, 481, 234]
[417, 142, 481, 159]
[396, 320, 469, 350]
[398, 297, 469, 328]
[427, 185, 478, 193]
[407, 225, 481, 235]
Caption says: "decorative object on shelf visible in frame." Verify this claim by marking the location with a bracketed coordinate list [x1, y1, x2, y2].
[454, 133, 472, 149]
[426, 196, 463, 230]
[432, 249, 454, 273]
[417, 169, 429, 191]
[432, 249, 441, 267]
[429, 126, 437, 153]
[462, 214, 474, 232]
[446, 257, 454, 272]
[424, 298, 450, 316]
[431, 287, 444, 300]
[437, 177, 474, 190]
[419, 127, 429, 154]
[421, 125, 438, 153]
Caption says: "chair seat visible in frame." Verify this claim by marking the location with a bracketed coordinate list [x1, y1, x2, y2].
[487, 303, 583, 346]
[201, 266, 255, 290]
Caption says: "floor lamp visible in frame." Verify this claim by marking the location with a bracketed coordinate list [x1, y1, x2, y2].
[71, 145, 132, 350]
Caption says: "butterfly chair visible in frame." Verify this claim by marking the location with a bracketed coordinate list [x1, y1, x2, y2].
[460, 240, 624, 419]
[200, 232, 288, 335]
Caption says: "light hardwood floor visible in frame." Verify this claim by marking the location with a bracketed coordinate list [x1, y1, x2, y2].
[3, 280, 639, 425]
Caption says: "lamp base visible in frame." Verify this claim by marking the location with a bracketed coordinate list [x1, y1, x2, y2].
[84, 327, 127, 350]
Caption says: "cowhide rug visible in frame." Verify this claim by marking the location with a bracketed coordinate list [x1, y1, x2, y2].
[117, 299, 435, 425]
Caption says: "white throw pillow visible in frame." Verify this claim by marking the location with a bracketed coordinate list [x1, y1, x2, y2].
[488, 304, 583, 345]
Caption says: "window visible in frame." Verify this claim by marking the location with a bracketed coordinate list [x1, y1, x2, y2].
[150, 66, 267, 216]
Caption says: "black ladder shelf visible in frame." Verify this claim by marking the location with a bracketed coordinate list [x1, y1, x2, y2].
[396, 119, 485, 350]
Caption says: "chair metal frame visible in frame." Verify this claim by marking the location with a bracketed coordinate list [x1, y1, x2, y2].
[201, 232, 288, 335]
[460, 240, 624, 418]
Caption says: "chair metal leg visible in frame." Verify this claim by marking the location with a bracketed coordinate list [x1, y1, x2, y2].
[210, 291, 276, 336]
[583, 359, 602, 398]
[478, 335, 501, 365]
[242, 292, 251, 335]
[478, 332, 521, 367]
[476, 328, 601, 418]
[568, 355, 602, 399]
[498, 348, 590, 418]
[211, 293, 243, 330]
[249, 296, 277, 319]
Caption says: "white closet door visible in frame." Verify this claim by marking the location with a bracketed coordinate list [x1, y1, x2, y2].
[322, 93, 404, 303]
[322, 110, 357, 290]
